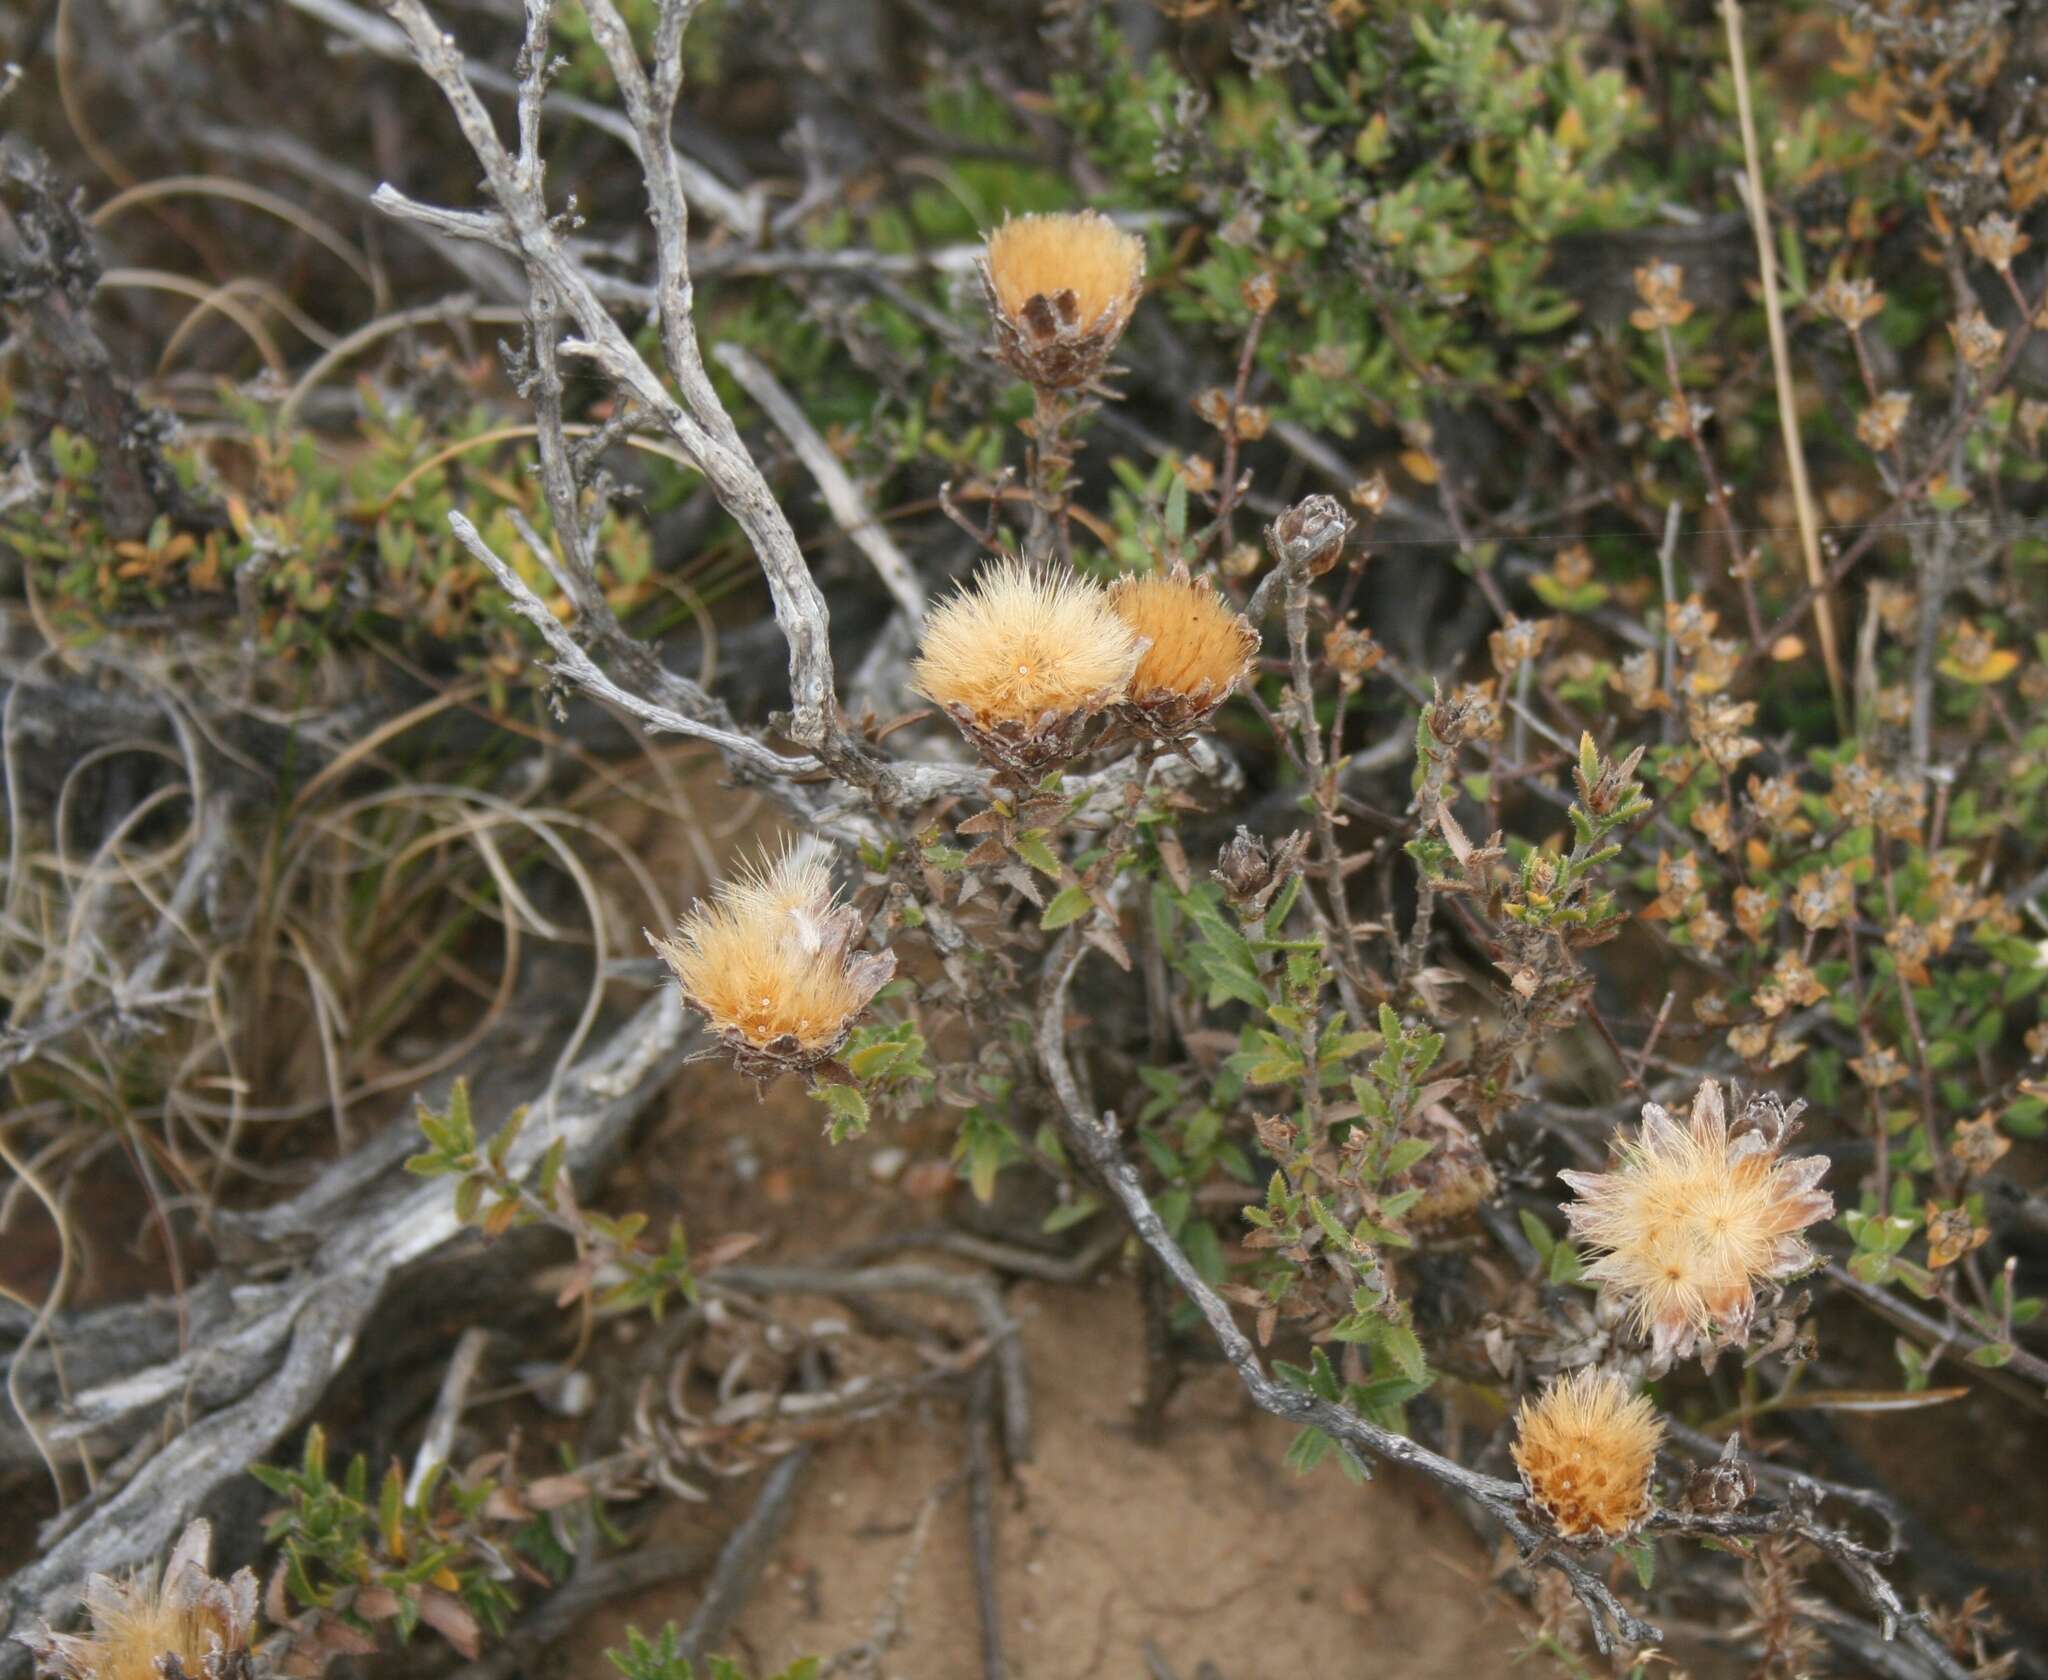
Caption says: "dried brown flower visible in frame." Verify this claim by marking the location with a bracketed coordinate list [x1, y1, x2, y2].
[1690, 694, 1762, 771]
[1324, 620, 1384, 683]
[1951, 309, 2006, 372]
[1790, 866, 1855, 932]
[1653, 394, 1711, 441]
[1267, 493, 1354, 576]
[1488, 614, 1553, 677]
[1817, 276, 1885, 329]
[980, 211, 1146, 390]
[1964, 212, 2030, 271]
[1612, 650, 1671, 712]
[1733, 885, 1778, 942]
[1848, 1041, 1909, 1089]
[1857, 390, 1911, 453]
[1630, 261, 1695, 331]
[1512, 1368, 1663, 1542]
[1951, 1114, 2012, 1177]
[1746, 772, 1810, 836]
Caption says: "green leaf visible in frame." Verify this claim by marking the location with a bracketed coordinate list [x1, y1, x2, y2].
[1375, 1320, 1429, 1386]
[1011, 829, 1063, 877]
[1041, 1196, 1101, 1235]
[1616, 1538, 1656, 1590]
[1040, 884, 1092, 929]
[810, 1081, 870, 1142]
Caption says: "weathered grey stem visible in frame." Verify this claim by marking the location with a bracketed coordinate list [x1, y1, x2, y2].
[674, 1446, 814, 1669]
[0, 993, 694, 1675]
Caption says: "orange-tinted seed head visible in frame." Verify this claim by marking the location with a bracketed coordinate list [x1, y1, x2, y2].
[1108, 569, 1258, 737]
[1512, 1368, 1663, 1542]
[980, 211, 1146, 390]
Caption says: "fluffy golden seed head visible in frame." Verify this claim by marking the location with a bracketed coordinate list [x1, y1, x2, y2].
[1512, 1368, 1663, 1542]
[981, 211, 1146, 389]
[1559, 1082, 1833, 1364]
[28, 1520, 259, 1680]
[1108, 570, 1258, 734]
[912, 559, 1139, 773]
[649, 841, 893, 1074]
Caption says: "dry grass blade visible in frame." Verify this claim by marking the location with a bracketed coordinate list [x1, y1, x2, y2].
[1722, 0, 1844, 727]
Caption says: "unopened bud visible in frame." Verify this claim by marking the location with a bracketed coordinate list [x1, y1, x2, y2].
[1214, 826, 1274, 905]
[1266, 494, 1353, 577]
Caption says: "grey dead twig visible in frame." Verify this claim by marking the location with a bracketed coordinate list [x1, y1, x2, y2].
[965, 1361, 1007, 1680]
[674, 1443, 815, 1671]
[0, 991, 697, 1676]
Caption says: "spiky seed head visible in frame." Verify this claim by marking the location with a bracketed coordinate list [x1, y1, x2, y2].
[648, 841, 894, 1079]
[911, 558, 1140, 777]
[1512, 1368, 1663, 1543]
[980, 211, 1146, 390]
[1559, 1082, 1833, 1365]
[25, 1519, 262, 1680]
[1107, 569, 1259, 738]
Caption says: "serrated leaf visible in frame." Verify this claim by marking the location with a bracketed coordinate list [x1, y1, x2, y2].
[1040, 884, 1092, 929]
[1376, 1320, 1429, 1386]
[1011, 829, 1063, 877]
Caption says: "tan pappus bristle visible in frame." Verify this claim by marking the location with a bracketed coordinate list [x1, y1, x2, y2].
[983, 210, 1146, 328]
[1512, 1367, 1663, 1542]
[652, 843, 867, 1053]
[1109, 571, 1258, 702]
[32, 1521, 255, 1680]
[1559, 1082, 1833, 1362]
[88, 1599, 214, 1680]
[912, 558, 1140, 726]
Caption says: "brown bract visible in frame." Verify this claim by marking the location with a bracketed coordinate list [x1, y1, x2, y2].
[648, 842, 895, 1080]
[1512, 1368, 1663, 1543]
[1108, 568, 1258, 738]
[26, 1519, 262, 1680]
[912, 558, 1140, 778]
[980, 211, 1145, 390]
[1560, 1082, 1833, 1365]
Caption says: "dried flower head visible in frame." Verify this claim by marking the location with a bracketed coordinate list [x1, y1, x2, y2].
[1630, 260, 1694, 331]
[1324, 620, 1384, 684]
[25, 1519, 262, 1680]
[1213, 825, 1309, 917]
[1107, 568, 1258, 737]
[1951, 309, 2006, 371]
[912, 558, 1140, 777]
[1512, 1368, 1663, 1542]
[1488, 614, 1554, 677]
[1560, 1083, 1833, 1363]
[980, 211, 1146, 390]
[1964, 212, 2030, 272]
[1817, 275, 1885, 330]
[649, 842, 895, 1080]
[1858, 390, 1911, 453]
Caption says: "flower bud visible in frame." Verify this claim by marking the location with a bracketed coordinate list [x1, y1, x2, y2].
[1266, 494, 1353, 577]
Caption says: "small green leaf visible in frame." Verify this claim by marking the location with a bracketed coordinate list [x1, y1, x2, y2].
[1040, 884, 1092, 929]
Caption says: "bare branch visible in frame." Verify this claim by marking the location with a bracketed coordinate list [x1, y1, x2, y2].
[715, 343, 927, 630]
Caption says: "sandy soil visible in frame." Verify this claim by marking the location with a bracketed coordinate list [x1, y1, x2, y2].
[568, 1262, 1526, 1679]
